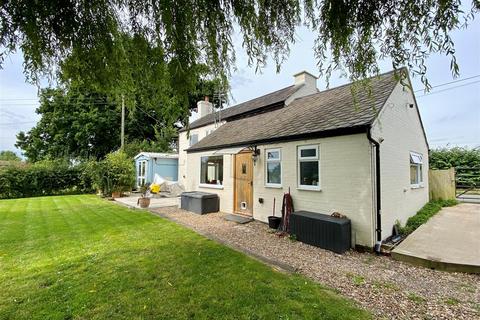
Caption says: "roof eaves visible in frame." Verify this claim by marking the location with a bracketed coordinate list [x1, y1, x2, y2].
[186, 124, 369, 153]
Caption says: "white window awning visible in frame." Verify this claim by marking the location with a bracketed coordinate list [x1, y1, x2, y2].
[410, 152, 423, 164]
[213, 146, 247, 155]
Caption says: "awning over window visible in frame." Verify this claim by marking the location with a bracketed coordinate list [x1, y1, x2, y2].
[213, 146, 247, 155]
[410, 152, 423, 164]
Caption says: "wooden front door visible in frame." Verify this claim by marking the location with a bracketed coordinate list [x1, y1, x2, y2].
[234, 151, 254, 215]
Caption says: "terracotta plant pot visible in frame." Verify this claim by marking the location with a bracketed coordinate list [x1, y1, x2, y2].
[138, 197, 151, 208]
[111, 191, 121, 198]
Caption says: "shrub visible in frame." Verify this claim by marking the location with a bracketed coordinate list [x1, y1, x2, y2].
[429, 147, 480, 170]
[91, 151, 135, 196]
[430, 147, 480, 189]
[0, 160, 95, 199]
[400, 199, 458, 235]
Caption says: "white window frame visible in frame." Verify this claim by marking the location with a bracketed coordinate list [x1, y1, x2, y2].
[137, 160, 147, 187]
[410, 151, 424, 188]
[265, 148, 282, 188]
[297, 145, 321, 191]
[199, 155, 224, 189]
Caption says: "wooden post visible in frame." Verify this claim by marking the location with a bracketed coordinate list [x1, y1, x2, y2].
[121, 95, 125, 150]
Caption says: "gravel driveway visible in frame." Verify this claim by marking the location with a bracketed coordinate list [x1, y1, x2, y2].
[151, 207, 479, 319]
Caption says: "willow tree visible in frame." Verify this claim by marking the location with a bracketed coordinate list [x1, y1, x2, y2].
[1, 0, 478, 100]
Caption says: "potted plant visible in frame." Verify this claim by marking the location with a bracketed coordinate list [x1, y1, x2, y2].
[137, 183, 151, 208]
[111, 190, 122, 198]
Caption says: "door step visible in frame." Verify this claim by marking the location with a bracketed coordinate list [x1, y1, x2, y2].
[224, 214, 253, 224]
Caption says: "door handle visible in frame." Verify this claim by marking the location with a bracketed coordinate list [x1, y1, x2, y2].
[250, 181, 253, 186]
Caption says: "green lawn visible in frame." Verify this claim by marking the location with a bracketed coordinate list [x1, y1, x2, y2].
[0, 195, 369, 319]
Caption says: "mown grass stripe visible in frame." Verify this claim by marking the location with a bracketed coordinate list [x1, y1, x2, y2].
[0, 195, 370, 320]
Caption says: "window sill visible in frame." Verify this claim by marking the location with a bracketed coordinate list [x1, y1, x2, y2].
[410, 184, 424, 189]
[199, 184, 224, 190]
[265, 184, 282, 189]
[297, 186, 322, 192]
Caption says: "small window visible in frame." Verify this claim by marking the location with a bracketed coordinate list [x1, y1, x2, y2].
[410, 152, 423, 187]
[200, 155, 223, 186]
[265, 149, 281, 187]
[189, 134, 199, 146]
[298, 145, 320, 190]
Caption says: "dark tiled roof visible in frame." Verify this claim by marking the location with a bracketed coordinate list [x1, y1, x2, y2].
[181, 84, 301, 131]
[188, 69, 403, 152]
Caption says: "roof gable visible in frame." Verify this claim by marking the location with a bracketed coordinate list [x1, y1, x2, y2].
[187, 69, 403, 152]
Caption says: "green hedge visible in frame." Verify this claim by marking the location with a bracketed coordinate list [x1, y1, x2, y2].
[0, 161, 94, 199]
[399, 199, 458, 235]
[0, 152, 136, 199]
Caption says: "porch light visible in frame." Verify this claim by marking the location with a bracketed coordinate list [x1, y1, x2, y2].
[251, 146, 260, 165]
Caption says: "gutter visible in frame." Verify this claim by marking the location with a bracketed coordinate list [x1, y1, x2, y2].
[187, 125, 369, 153]
[366, 126, 382, 252]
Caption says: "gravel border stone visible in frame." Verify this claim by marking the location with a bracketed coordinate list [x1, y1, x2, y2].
[150, 207, 480, 319]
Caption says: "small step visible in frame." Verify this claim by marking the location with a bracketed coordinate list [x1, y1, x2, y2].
[224, 214, 253, 224]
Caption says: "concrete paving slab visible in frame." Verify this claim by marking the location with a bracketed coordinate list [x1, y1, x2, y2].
[224, 214, 253, 224]
[457, 194, 480, 204]
[392, 203, 480, 273]
[115, 195, 179, 209]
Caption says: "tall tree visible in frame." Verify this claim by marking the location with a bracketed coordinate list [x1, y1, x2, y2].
[0, 151, 21, 161]
[1, 0, 478, 93]
[15, 33, 223, 162]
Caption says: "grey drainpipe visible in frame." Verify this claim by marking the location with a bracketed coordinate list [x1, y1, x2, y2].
[367, 126, 382, 252]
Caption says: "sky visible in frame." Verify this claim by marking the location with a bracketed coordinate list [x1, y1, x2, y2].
[1, 17, 479, 157]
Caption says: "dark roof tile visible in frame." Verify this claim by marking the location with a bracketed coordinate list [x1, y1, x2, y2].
[182, 84, 301, 131]
[188, 69, 403, 152]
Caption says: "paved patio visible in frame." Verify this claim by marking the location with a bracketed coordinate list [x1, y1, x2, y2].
[114, 195, 179, 209]
[392, 203, 480, 273]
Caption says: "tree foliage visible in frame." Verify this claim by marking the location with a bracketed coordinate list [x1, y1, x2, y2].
[88, 151, 136, 196]
[0, 150, 20, 161]
[1, 0, 478, 90]
[16, 88, 125, 161]
[15, 33, 222, 162]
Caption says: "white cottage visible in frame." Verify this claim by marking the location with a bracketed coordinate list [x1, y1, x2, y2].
[178, 68, 429, 248]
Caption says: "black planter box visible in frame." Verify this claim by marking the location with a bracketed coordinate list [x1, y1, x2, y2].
[180, 192, 219, 214]
[289, 211, 351, 254]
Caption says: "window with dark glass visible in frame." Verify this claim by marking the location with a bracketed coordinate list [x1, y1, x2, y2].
[298, 145, 320, 189]
[266, 149, 281, 186]
[200, 156, 223, 185]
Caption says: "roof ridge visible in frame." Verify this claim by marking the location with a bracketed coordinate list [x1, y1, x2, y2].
[290, 68, 405, 103]
[224, 84, 296, 109]
[184, 83, 301, 130]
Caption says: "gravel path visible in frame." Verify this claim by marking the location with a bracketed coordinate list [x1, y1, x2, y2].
[151, 207, 480, 319]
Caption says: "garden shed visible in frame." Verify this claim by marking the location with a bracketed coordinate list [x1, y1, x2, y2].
[134, 152, 178, 187]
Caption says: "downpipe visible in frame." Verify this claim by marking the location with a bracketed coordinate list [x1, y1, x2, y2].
[367, 126, 382, 253]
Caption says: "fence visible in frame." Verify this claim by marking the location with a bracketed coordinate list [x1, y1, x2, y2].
[429, 168, 456, 200]
[455, 166, 480, 196]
